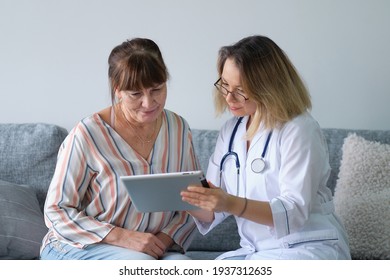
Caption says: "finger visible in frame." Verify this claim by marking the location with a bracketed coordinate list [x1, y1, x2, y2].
[181, 190, 203, 199]
[143, 242, 164, 259]
[182, 196, 199, 205]
[182, 191, 209, 202]
[183, 196, 214, 211]
[147, 249, 159, 259]
[149, 235, 166, 257]
[151, 245, 164, 258]
[154, 237, 166, 251]
[187, 185, 208, 193]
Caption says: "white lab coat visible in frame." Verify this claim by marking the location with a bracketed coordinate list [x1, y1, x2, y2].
[195, 112, 351, 259]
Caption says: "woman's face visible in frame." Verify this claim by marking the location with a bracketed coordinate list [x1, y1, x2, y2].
[221, 58, 257, 117]
[117, 83, 167, 124]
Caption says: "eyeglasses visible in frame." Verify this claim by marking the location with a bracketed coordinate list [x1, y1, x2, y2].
[214, 78, 249, 103]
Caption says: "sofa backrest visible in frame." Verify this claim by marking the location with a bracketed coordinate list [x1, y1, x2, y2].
[192, 128, 390, 194]
[0, 123, 68, 210]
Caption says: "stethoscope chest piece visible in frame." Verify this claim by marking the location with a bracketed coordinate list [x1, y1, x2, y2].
[251, 157, 266, 173]
[220, 117, 273, 178]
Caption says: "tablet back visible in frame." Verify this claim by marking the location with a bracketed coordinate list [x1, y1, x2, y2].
[120, 171, 204, 212]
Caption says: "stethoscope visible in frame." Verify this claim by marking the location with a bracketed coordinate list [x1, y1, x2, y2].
[219, 117, 272, 194]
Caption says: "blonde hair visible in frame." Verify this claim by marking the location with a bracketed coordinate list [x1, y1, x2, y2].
[214, 35, 311, 139]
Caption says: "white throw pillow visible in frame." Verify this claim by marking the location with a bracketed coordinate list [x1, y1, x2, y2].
[334, 134, 390, 259]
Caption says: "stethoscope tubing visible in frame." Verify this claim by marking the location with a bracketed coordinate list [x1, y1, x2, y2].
[219, 117, 243, 173]
[219, 117, 272, 194]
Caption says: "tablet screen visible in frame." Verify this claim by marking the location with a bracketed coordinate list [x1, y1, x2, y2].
[120, 171, 207, 212]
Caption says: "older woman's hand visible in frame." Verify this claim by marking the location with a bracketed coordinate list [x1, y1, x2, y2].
[102, 227, 166, 259]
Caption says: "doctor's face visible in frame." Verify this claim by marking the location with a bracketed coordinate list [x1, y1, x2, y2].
[221, 58, 257, 118]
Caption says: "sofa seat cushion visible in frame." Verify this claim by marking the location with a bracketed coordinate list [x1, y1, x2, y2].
[185, 250, 225, 260]
[0, 180, 47, 259]
[188, 216, 240, 255]
[334, 134, 390, 259]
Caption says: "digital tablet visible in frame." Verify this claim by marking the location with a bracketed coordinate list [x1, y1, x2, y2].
[120, 170, 209, 212]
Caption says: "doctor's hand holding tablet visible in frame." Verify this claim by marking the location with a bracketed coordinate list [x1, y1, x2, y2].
[182, 179, 274, 226]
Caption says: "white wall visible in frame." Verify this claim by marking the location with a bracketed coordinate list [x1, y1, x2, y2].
[1, 0, 389, 132]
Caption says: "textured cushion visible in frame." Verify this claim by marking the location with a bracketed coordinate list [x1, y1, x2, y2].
[0, 123, 68, 210]
[0, 180, 47, 259]
[322, 128, 390, 194]
[334, 134, 390, 259]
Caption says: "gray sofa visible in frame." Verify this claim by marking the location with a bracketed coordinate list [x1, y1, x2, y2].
[1, 123, 389, 260]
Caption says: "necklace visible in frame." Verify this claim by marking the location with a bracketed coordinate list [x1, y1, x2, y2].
[121, 109, 157, 146]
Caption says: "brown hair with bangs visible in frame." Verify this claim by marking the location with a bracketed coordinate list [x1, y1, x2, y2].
[214, 35, 311, 139]
[108, 38, 169, 105]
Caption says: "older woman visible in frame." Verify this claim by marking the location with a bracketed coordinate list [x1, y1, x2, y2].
[40, 38, 199, 260]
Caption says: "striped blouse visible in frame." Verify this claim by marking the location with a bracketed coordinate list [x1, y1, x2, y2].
[41, 109, 200, 252]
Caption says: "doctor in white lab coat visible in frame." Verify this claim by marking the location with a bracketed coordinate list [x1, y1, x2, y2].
[181, 35, 351, 260]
